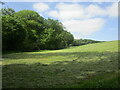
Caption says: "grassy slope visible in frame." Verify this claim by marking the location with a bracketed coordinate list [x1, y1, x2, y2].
[2, 40, 119, 88]
[3, 40, 118, 65]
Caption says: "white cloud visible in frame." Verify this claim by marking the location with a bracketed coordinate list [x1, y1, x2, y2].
[85, 2, 118, 18]
[55, 3, 85, 20]
[107, 3, 118, 17]
[48, 2, 118, 20]
[33, 3, 49, 12]
[56, 3, 81, 10]
[85, 4, 106, 18]
[47, 2, 117, 38]
[63, 18, 105, 35]
[32, 2, 118, 39]
[48, 10, 59, 17]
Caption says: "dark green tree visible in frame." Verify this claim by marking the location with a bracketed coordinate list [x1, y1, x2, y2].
[1, 8, 15, 15]
[2, 15, 27, 51]
[2, 8, 75, 51]
[14, 10, 45, 50]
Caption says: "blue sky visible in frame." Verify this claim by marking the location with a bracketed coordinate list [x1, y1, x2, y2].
[2, 2, 118, 41]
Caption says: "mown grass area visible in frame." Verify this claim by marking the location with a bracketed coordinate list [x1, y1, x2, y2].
[59, 71, 120, 88]
[2, 40, 119, 88]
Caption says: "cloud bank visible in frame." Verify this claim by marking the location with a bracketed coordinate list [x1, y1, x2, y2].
[63, 18, 105, 35]
[33, 2, 118, 38]
[48, 3, 118, 19]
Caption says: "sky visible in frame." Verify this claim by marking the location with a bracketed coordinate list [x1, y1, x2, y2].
[1, 0, 118, 41]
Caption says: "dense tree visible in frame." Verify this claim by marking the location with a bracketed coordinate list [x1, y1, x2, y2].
[13, 10, 45, 50]
[41, 18, 74, 50]
[38, 28, 55, 49]
[2, 8, 74, 51]
[2, 15, 27, 51]
[55, 31, 74, 49]
[14, 10, 44, 23]
[2, 8, 102, 52]
[1, 8, 15, 15]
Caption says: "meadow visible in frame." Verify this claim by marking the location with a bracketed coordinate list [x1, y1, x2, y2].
[2, 40, 120, 88]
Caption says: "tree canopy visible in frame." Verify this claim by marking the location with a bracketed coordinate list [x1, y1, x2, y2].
[2, 8, 74, 51]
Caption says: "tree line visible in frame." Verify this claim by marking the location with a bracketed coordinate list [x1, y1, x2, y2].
[1, 8, 74, 52]
[1, 8, 102, 52]
[72, 39, 103, 46]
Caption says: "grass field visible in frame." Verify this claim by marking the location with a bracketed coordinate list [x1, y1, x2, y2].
[2, 40, 120, 88]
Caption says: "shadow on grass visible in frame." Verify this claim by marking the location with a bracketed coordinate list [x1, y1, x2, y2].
[2, 51, 118, 60]
[2, 51, 119, 88]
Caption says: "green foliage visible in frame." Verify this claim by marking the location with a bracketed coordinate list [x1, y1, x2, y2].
[14, 10, 44, 23]
[2, 8, 74, 51]
[1, 8, 15, 15]
[72, 39, 102, 46]
[57, 31, 74, 49]
[13, 10, 45, 51]
[39, 18, 74, 50]
[2, 15, 27, 51]
[38, 28, 55, 49]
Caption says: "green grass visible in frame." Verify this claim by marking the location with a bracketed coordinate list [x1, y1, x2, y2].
[59, 71, 120, 88]
[2, 40, 119, 88]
